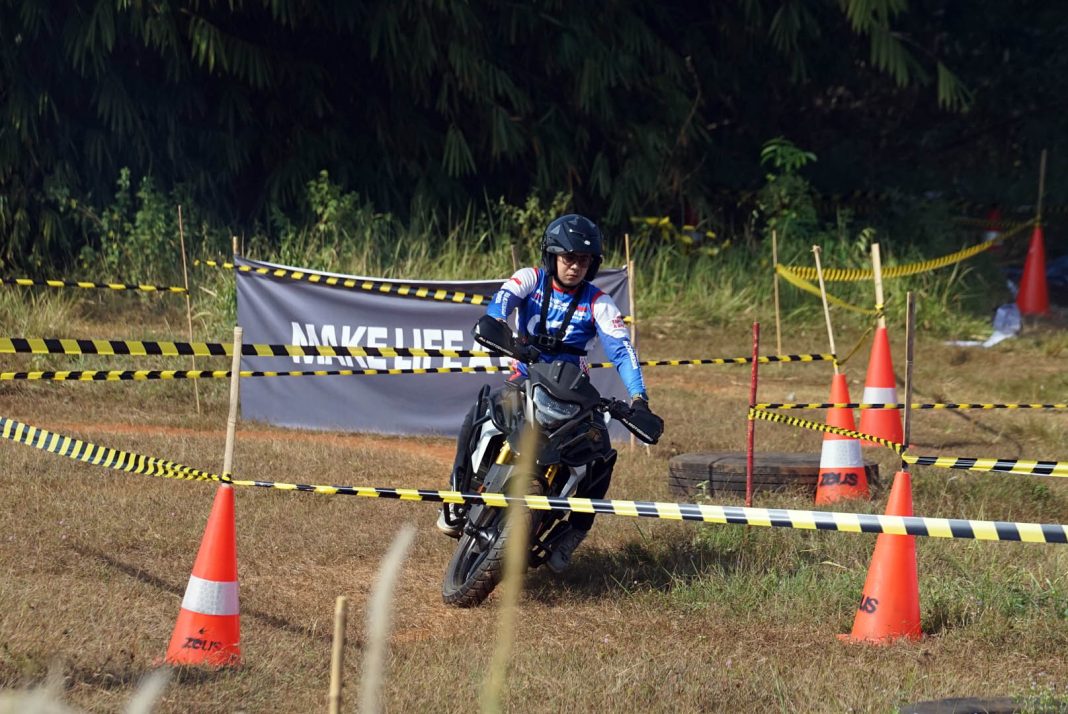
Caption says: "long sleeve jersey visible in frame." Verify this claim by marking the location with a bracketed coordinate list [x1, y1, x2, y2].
[486, 267, 648, 400]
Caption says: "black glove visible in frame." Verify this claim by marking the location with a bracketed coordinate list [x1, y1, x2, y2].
[625, 397, 664, 445]
[513, 340, 541, 363]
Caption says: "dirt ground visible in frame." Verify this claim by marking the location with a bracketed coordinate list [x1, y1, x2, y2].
[2, 321, 1068, 712]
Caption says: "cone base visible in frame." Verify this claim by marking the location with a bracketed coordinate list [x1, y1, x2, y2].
[836, 631, 922, 646]
[165, 610, 241, 668]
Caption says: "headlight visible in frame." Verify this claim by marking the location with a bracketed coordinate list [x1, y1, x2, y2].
[532, 385, 581, 428]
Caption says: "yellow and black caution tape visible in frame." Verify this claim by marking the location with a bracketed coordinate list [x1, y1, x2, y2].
[0, 354, 837, 382]
[749, 407, 1068, 477]
[748, 408, 905, 453]
[1, 276, 187, 293]
[775, 265, 880, 315]
[901, 453, 1068, 477]
[4, 414, 1067, 543]
[623, 353, 834, 367]
[196, 259, 493, 306]
[780, 220, 1035, 283]
[0, 416, 216, 481]
[0, 337, 834, 367]
[0, 366, 512, 381]
[755, 402, 1068, 411]
[0, 336, 489, 360]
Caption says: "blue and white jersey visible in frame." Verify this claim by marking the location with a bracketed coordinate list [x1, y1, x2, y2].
[486, 267, 647, 400]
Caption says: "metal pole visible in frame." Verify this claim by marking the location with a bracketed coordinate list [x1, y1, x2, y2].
[746, 322, 760, 507]
[901, 293, 916, 470]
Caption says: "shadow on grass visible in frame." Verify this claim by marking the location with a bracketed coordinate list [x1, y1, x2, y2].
[523, 538, 732, 603]
[73, 546, 338, 645]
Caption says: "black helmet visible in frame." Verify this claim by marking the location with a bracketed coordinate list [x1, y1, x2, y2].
[541, 214, 604, 281]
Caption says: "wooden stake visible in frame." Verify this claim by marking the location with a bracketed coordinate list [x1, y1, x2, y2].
[624, 233, 638, 348]
[222, 326, 243, 475]
[625, 232, 637, 449]
[510, 242, 521, 273]
[812, 246, 838, 374]
[328, 596, 348, 714]
[771, 229, 783, 360]
[745, 322, 759, 508]
[871, 243, 886, 329]
[177, 205, 201, 415]
[1037, 149, 1048, 224]
[902, 292, 916, 470]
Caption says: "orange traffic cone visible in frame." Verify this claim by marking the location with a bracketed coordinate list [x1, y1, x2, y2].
[858, 326, 903, 448]
[815, 373, 870, 504]
[840, 470, 921, 643]
[1017, 223, 1050, 315]
[166, 484, 241, 667]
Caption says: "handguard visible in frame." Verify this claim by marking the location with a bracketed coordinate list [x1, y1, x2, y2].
[612, 400, 664, 445]
[472, 315, 520, 360]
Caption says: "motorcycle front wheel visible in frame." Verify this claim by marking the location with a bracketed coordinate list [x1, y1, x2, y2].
[441, 483, 540, 608]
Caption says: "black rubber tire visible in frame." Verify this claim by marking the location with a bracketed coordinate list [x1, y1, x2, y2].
[442, 507, 533, 608]
[441, 482, 539, 608]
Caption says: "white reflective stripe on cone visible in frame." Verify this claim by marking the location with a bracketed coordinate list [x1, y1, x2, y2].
[862, 386, 898, 403]
[820, 439, 864, 468]
[180, 574, 240, 616]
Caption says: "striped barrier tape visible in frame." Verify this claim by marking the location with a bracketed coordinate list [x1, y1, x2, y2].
[0, 416, 216, 481]
[775, 264, 880, 315]
[755, 402, 1068, 411]
[779, 220, 1035, 283]
[0, 337, 834, 366]
[3, 414, 1067, 543]
[195, 259, 634, 323]
[749, 407, 1068, 477]
[0, 366, 510, 381]
[749, 407, 905, 453]
[0, 354, 837, 382]
[195, 259, 494, 306]
[0, 336, 488, 359]
[1, 276, 188, 293]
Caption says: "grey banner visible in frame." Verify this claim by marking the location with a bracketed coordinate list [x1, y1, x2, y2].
[236, 258, 631, 437]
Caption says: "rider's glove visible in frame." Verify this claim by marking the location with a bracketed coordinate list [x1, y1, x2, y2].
[626, 396, 663, 444]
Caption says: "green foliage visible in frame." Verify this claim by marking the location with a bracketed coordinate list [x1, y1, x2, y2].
[6, 0, 1035, 274]
[58, 168, 226, 287]
[757, 138, 822, 243]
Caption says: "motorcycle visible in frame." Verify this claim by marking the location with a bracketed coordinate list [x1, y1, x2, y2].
[440, 317, 662, 607]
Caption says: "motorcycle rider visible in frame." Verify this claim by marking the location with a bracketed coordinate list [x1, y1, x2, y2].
[437, 213, 662, 573]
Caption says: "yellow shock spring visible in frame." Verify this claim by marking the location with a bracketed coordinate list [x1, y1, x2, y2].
[495, 442, 512, 465]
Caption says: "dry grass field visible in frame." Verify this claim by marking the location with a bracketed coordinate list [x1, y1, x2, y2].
[2, 303, 1068, 712]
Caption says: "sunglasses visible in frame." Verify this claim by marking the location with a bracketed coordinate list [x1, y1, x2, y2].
[558, 253, 593, 267]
